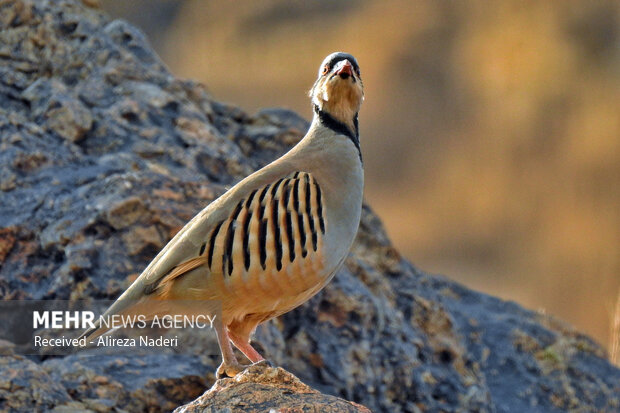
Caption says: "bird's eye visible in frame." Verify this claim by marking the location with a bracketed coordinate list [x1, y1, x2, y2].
[322, 65, 329, 75]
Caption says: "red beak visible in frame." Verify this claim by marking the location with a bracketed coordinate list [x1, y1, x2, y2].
[336, 60, 353, 77]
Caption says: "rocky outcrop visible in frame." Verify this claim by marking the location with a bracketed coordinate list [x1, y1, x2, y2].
[0, 354, 209, 412]
[0, 0, 618, 412]
[174, 363, 371, 413]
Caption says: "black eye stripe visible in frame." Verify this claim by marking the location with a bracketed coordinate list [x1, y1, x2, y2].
[328, 58, 359, 73]
[319, 53, 360, 77]
[329, 57, 359, 72]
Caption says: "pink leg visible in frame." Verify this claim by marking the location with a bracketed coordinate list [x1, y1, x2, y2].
[228, 330, 265, 363]
[214, 321, 244, 378]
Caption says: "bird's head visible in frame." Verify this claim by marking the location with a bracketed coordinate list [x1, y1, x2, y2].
[309, 52, 364, 135]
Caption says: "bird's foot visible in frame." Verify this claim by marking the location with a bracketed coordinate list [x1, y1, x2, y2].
[216, 361, 248, 379]
[215, 359, 276, 379]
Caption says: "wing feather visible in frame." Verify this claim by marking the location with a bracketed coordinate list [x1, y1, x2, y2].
[150, 171, 328, 290]
[83, 170, 328, 342]
[154, 255, 208, 297]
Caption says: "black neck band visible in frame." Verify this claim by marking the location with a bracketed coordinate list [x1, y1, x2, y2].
[313, 104, 362, 161]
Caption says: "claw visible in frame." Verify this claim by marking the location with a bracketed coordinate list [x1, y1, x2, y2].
[215, 359, 276, 379]
[216, 361, 248, 379]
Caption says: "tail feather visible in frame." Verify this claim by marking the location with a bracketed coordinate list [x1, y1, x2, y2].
[77, 317, 112, 344]
[77, 292, 143, 344]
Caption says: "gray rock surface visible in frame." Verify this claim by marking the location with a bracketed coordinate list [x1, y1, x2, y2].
[174, 363, 372, 413]
[0, 0, 619, 412]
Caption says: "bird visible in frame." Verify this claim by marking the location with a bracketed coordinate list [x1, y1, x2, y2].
[80, 52, 365, 379]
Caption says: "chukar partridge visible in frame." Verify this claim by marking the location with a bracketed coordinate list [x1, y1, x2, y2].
[81, 52, 365, 378]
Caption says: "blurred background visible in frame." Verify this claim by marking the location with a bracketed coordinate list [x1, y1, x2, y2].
[100, 0, 619, 354]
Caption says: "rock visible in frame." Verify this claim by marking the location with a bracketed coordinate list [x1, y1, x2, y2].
[0, 0, 618, 412]
[104, 196, 150, 230]
[0, 356, 73, 412]
[174, 363, 371, 413]
[43, 94, 93, 142]
[22, 78, 94, 142]
[0, 227, 17, 263]
[42, 352, 211, 413]
[121, 225, 165, 256]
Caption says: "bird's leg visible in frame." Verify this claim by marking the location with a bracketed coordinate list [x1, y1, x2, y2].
[228, 330, 265, 363]
[214, 322, 245, 379]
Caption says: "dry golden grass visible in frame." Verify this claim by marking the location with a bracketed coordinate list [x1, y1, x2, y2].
[611, 291, 620, 366]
